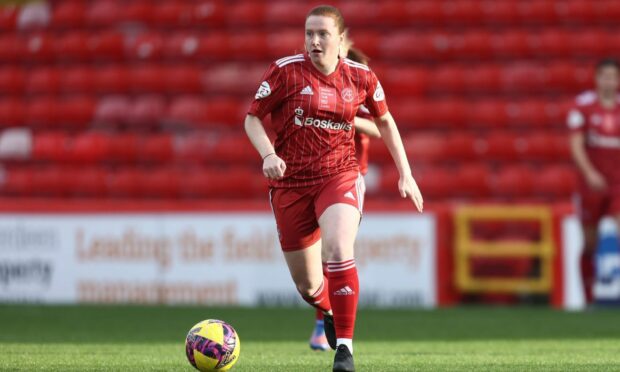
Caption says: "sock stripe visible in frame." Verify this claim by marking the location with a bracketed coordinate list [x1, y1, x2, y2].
[326, 259, 355, 268]
[309, 280, 324, 298]
[327, 263, 356, 272]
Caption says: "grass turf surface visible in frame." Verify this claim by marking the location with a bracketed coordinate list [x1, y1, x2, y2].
[1, 306, 619, 371]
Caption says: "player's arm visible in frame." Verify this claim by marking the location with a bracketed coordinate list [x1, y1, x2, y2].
[375, 111, 423, 212]
[569, 131, 607, 191]
[354, 116, 381, 138]
[244, 114, 286, 180]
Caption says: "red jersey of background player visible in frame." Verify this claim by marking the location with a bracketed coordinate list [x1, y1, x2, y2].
[567, 90, 620, 185]
[354, 105, 373, 175]
[248, 53, 388, 188]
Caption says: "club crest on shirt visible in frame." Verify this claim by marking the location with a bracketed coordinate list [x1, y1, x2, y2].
[255, 81, 271, 99]
[341, 88, 354, 103]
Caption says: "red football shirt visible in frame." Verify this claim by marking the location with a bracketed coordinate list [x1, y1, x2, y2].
[248, 53, 388, 188]
[567, 90, 620, 184]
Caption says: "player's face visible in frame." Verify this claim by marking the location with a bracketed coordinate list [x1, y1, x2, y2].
[596, 66, 619, 95]
[305, 15, 343, 67]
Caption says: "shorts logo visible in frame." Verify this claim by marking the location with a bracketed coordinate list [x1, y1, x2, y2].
[255, 81, 271, 99]
[373, 82, 385, 102]
[341, 88, 354, 103]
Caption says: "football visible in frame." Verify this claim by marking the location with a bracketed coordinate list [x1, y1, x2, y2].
[185, 319, 241, 371]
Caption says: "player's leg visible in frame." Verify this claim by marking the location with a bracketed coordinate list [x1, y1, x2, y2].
[315, 171, 363, 371]
[577, 189, 607, 304]
[309, 259, 330, 351]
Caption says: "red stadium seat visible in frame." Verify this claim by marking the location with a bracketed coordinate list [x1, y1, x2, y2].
[516, 0, 557, 24]
[388, 100, 432, 129]
[339, 1, 379, 28]
[529, 29, 569, 58]
[379, 31, 435, 60]
[202, 63, 264, 94]
[123, 1, 153, 25]
[491, 166, 534, 197]
[141, 167, 180, 198]
[86, 0, 120, 27]
[57, 97, 95, 129]
[445, 132, 479, 160]
[174, 134, 208, 164]
[404, 132, 449, 162]
[69, 132, 112, 163]
[434, 99, 468, 128]
[192, 1, 226, 27]
[209, 135, 259, 163]
[480, 1, 519, 24]
[31, 167, 73, 196]
[88, 31, 125, 61]
[126, 32, 163, 61]
[202, 168, 265, 197]
[265, 31, 304, 60]
[2, 167, 34, 196]
[377, 1, 415, 26]
[464, 65, 500, 94]
[204, 98, 245, 127]
[0, 34, 23, 62]
[416, 168, 453, 199]
[457, 31, 492, 59]
[227, 2, 265, 27]
[490, 31, 529, 58]
[506, 101, 547, 128]
[26, 97, 57, 127]
[483, 132, 520, 161]
[456, 164, 491, 197]
[95, 65, 130, 93]
[346, 30, 380, 58]
[167, 96, 209, 127]
[501, 63, 545, 94]
[62, 67, 94, 94]
[23, 33, 54, 62]
[140, 134, 174, 163]
[31, 132, 69, 161]
[166, 65, 203, 93]
[0, 66, 25, 94]
[108, 133, 140, 163]
[54, 31, 90, 61]
[196, 32, 229, 60]
[72, 168, 107, 197]
[593, 0, 620, 23]
[468, 100, 508, 128]
[127, 95, 167, 127]
[535, 166, 577, 198]
[404, 1, 443, 24]
[0, 99, 26, 126]
[26, 67, 60, 94]
[130, 64, 166, 93]
[264, 2, 306, 27]
[555, 0, 596, 24]
[152, 2, 192, 26]
[442, 0, 481, 24]
[108, 168, 143, 197]
[570, 30, 609, 59]
[52, 1, 86, 29]
[431, 65, 465, 94]
[0, 6, 17, 31]
[94, 96, 131, 125]
[378, 66, 428, 96]
[229, 33, 268, 60]
[180, 169, 210, 197]
[163, 33, 200, 60]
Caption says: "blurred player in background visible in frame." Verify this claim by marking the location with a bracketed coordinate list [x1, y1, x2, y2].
[245, 5, 423, 371]
[309, 31, 381, 352]
[567, 58, 620, 304]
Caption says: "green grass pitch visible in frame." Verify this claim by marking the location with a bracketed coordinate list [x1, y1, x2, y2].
[1, 305, 619, 371]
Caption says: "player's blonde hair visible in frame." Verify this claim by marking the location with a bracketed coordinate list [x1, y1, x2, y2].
[306, 5, 345, 34]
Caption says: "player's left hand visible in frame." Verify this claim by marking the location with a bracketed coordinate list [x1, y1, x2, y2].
[399, 174, 423, 212]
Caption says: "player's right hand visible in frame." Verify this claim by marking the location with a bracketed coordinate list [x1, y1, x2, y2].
[585, 170, 607, 191]
[263, 153, 286, 180]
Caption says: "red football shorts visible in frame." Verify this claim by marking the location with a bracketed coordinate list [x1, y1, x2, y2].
[577, 181, 620, 226]
[269, 171, 364, 252]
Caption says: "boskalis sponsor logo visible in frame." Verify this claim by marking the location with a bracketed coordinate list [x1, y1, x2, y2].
[294, 107, 352, 131]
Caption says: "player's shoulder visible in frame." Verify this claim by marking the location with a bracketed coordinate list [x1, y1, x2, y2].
[574, 90, 598, 107]
[273, 54, 306, 69]
[343, 58, 371, 72]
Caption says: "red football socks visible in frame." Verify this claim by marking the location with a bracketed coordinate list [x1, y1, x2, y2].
[327, 259, 359, 339]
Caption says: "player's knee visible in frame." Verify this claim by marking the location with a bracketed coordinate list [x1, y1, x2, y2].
[324, 243, 354, 262]
[295, 280, 322, 298]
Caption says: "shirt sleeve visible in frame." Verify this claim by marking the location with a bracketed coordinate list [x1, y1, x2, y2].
[248, 63, 286, 120]
[363, 69, 389, 118]
[566, 106, 586, 133]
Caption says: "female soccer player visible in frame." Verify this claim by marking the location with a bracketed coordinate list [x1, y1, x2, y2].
[309, 33, 381, 353]
[244, 6, 423, 371]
